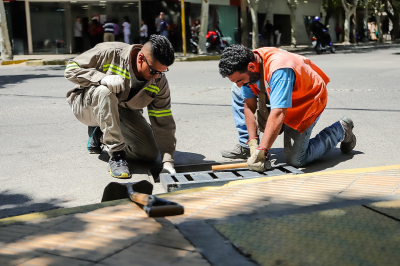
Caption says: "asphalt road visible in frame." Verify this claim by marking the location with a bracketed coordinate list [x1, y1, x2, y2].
[1, 47, 400, 218]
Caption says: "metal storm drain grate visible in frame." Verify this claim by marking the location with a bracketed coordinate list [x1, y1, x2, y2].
[160, 165, 303, 192]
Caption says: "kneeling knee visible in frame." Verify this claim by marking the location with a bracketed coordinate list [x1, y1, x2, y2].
[285, 156, 306, 168]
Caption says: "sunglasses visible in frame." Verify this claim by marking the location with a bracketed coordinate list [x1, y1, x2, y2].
[141, 53, 169, 76]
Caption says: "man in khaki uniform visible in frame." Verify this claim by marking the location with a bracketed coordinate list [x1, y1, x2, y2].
[65, 35, 176, 178]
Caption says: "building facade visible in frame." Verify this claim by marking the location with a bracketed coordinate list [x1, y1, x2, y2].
[3, 0, 240, 55]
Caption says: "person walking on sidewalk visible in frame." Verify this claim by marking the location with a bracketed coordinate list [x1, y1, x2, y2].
[74, 17, 83, 53]
[140, 20, 148, 45]
[122, 16, 131, 44]
[65, 35, 177, 178]
[219, 45, 356, 171]
[103, 17, 115, 42]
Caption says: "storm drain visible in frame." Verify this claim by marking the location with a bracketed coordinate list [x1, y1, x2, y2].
[160, 165, 303, 192]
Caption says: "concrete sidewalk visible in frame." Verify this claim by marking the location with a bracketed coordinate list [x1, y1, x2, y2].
[1, 164, 400, 266]
[1, 41, 400, 66]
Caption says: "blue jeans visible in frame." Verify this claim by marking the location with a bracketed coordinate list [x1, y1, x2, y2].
[160, 30, 168, 38]
[230, 84, 345, 167]
[231, 84, 249, 148]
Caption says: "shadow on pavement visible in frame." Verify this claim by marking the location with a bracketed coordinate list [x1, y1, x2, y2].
[0, 202, 205, 265]
[0, 190, 63, 219]
[0, 74, 64, 89]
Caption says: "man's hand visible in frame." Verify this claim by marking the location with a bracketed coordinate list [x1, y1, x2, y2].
[247, 138, 258, 156]
[160, 161, 176, 174]
[247, 148, 272, 172]
[100, 75, 124, 94]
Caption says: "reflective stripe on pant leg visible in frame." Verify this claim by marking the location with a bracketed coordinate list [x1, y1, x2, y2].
[118, 107, 159, 162]
[90, 85, 125, 155]
[231, 84, 249, 147]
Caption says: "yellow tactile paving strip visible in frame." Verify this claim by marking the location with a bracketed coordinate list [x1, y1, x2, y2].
[1, 165, 400, 265]
[214, 206, 400, 266]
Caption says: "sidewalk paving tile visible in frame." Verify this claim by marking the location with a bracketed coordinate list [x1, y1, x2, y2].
[18, 254, 93, 266]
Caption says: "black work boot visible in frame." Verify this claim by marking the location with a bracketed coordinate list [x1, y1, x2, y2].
[339, 116, 356, 153]
[87, 126, 103, 154]
[109, 151, 131, 179]
[221, 144, 250, 159]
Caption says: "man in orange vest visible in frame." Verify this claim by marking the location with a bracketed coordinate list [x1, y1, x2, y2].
[219, 45, 356, 172]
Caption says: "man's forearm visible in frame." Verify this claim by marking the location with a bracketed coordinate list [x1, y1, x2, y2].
[244, 104, 258, 140]
[259, 109, 286, 151]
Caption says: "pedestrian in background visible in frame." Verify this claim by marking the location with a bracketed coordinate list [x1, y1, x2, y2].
[335, 24, 342, 42]
[89, 17, 103, 48]
[122, 16, 131, 44]
[155, 14, 161, 35]
[74, 17, 83, 53]
[158, 12, 169, 38]
[140, 20, 148, 44]
[274, 23, 281, 46]
[113, 18, 120, 41]
[103, 16, 115, 42]
[263, 20, 273, 46]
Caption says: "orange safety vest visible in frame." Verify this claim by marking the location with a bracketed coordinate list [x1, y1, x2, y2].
[250, 47, 330, 133]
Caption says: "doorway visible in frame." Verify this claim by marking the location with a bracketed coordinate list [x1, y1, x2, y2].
[273, 14, 291, 46]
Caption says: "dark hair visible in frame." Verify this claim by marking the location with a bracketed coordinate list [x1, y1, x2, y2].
[218, 45, 254, 78]
[147, 34, 175, 66]
[123, 16, 130, 23]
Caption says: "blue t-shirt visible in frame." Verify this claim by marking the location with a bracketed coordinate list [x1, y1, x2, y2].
[241, 68, 295, 109]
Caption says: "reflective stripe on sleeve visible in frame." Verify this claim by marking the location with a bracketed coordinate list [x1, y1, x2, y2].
[65, 62, 80, 71]
[103, 64, 130, 79]
[148, 109, 172, 117]
[143, 85, 160, 94]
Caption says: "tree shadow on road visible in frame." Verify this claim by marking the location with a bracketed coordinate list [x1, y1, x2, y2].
[0, 74, 64, 89]
[0, 190, 64, 219]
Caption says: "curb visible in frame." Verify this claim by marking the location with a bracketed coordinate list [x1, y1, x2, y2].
[1, 164, 400, 227]
[2, 43, 399, 66]
[1, 60, 30, 66]
[26, 60, 69, 66]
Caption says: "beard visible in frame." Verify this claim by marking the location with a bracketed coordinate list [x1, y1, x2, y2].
[247, 71, 260, 85]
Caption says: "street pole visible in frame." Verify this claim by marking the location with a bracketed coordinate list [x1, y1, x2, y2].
[0, 0, 13, 60]
[181, 0, 186, 55]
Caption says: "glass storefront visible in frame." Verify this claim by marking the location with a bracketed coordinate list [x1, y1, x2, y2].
[27, 1, 139, 54]
[3, 0, 237, 54]
[30, 2, 68, 54]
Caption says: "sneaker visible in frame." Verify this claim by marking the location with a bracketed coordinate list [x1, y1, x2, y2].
[87, 126, 103, 154]
[339, 116, 356, 153]
[109, 151, 131, 179]
[221, 144, 250, 159]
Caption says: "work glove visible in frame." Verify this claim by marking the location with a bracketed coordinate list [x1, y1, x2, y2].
[100, 75, 125, 94]
[160, 161, 176, 174]
[246, 138, 259, 156]
[247, 148, 272, 172]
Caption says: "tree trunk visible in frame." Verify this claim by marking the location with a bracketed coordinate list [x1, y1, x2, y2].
[341, 0, 358, 44]
[241, 0, 248, 47]
[0, 0, 13, 60]
[198, 0, 209, 54]
[363, 0, 369, 42]
[385, 0, 399, 41]
[260, 0, 272, 41]
[248, 0, 259, 49]
[287, 0, 298, 47]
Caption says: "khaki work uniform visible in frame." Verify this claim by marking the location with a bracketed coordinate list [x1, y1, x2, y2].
[65, 42, 176, 163]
